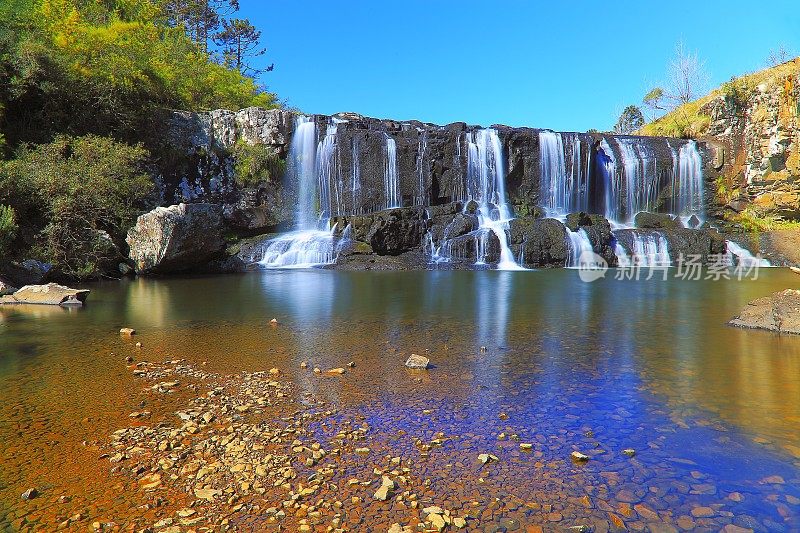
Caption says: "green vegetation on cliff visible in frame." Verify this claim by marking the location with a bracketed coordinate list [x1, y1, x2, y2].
[640, 58, 799, 138]
[0, 0, 280, 278]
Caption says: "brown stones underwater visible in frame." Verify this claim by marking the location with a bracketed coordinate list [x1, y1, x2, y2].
[1, 270, 800, 531]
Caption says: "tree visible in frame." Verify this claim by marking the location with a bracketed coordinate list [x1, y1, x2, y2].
[665, 41, 710, 107]
[766, 44, 793, 67]
[643, 87, 665, 115]
[614, 105, 645, 135]
[215, 18, 272, 76]
[161, 0, 240, 52]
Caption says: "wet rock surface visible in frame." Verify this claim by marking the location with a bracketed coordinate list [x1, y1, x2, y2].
[729, 288, 800, 334]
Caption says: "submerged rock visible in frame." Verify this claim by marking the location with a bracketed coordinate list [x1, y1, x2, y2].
[729, 289, 800, 334]
[404, 354, 430, 369]
[1, 283, 90, 306]
[126, 203, 225, 275]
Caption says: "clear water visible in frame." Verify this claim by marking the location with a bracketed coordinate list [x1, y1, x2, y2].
[2, 271, 799, 529]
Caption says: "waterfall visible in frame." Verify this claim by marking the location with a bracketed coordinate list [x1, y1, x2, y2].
[415, 129, 428, 206]
[726, 241, 771, 267]
[599, 138, 619, 221]
[565, 228, 594, 268]
[464, 129, 524, 270]
[258, 116, 350, 268]
[384, 134, 400, 208]
[351, 136, 361, 215]
[294, 117, 318, 230]
[629, 232, 671, 266]
[614, 240, 631, 267]
[676, 141, 704, 217]
[539, 131, 588, 216]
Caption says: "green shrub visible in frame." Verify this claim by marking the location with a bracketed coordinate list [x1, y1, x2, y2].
[0, 135, 153, 277]
[0, 204, 18, 256]
[232, 140, 285, 187]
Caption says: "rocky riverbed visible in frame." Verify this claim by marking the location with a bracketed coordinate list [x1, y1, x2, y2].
[3, 272, 800, 532]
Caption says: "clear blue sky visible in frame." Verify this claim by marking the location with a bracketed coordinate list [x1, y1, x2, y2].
[241, 1, 799, 132]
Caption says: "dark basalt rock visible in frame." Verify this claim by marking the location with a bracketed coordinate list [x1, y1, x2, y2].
[634, 211, 684, 229]
[509, 217, 569, 267]
[566, 212, 616, 266]
[729, 289, 800, 334]
[332, 206, 428, 256]
[614, 227, 726, 264]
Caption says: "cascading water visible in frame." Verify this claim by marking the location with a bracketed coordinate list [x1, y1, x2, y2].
[675, 141, 704, 216]
[351, 136, 361, 215]
[628, 232, 671, 267]
[565, 228, 594, 268]
[415, 129, 428, 206]
[464, 129, 524, 270]
[258, 116, 350, 268]
[726, 241, 771, 267]
[539, 131, 588, 216]
[384, 134, 400, 209]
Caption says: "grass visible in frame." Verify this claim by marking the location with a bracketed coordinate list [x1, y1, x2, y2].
[639, 57, 800, 138]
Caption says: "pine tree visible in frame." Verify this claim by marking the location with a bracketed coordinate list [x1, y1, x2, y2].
[215, 18, 272, 76]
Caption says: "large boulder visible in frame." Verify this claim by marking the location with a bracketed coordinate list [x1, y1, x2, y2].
[729, 289, 800, 334]
[1, 283, 90, 306]
[508, 217, 569, 267]
[126, 203, 226, 274]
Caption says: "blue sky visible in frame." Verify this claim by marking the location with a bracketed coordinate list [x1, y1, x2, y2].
[241, 1, 799, 132]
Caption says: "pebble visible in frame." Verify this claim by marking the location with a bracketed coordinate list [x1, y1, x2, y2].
[478, 453, 499, 464]
[119, 327, 135, 335]
[622, 448, 636, 457]
[404, 354, 430, 369]
[21, 488, 38, 500]
[570, 451, 589, 462]
[373, 476, 396, 501]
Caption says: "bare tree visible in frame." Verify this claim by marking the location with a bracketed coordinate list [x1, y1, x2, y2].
[766, 44, 794, 67]
[665, 41, 710, 106]
[643, 41, 710, 116]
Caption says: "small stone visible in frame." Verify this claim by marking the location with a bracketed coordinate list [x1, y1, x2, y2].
[691, 506, 715, 518]
[300, 361, 308, 368]
[373, 476, 396, 501]
[520, 443, 533, 451]
[138, 473, 161, 490]
[125, 356, 134, 363]
[313, 367, 321, 374]
[326, 367, 346, 374]
[453, 517, 467, 529]
[270, 318, 278, 324]
[404, 354, 430, 369]
[760, 475, 785, 484]
[194, 487, 221, 501]
[478, 453, 499, 464]
[355, 447, 371, 455]
[269, 367, 280, 376]
[571, 451, 589, 462]
[135, 342, 142, 348]
[21, 488, 38, 500]
[622, 449, 636, 457]
[119, 328, 135, 335]
[428, 513, 447, 531]
[347, 361, 355, 368]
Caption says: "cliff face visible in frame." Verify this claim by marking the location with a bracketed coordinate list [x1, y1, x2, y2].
[163, 107, 713, 232]
[647, 58, 800, 220]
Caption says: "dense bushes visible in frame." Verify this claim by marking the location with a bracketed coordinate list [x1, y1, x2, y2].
[0, 0, 278, 147]
[0, 0, 282, 278]
[0, 204, 17, 257]
[0, 136, 153, 277]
